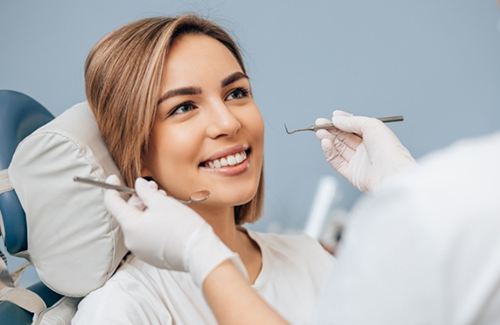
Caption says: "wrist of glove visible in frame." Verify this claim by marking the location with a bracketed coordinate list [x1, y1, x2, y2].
[316, 110, 415, 192]
[104, 176, 247, 286]
[185, 223, 248, 286]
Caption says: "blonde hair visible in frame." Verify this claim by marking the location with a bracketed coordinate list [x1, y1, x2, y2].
[85, 15, 263, 224]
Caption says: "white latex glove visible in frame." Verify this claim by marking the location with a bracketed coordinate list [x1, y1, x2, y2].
[104, 175, 247, 287]
[316, 110, 415, 192]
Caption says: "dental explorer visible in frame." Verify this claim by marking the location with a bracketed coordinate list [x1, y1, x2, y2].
[284, 115, 404, 135]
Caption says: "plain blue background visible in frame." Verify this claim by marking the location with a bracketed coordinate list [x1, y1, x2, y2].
[1, 1, 500, 283]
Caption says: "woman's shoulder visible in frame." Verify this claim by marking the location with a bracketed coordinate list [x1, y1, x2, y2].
[249, 230, 326, 251]
[72, 256, 173, 324]
[248, 230, 335, 268]
[248, 230, 335, 303]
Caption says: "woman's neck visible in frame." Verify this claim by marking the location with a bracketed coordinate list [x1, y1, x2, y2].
[192, 204, 262, 283]
[202, 206, 239, 251]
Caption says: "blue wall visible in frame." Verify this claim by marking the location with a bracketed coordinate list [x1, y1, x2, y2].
[1, 0, 499, 235]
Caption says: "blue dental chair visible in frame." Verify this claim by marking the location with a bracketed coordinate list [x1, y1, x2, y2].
[0, 90, 63, 324]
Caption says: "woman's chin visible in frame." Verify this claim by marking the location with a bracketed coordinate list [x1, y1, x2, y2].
[208, 188, 257, 207]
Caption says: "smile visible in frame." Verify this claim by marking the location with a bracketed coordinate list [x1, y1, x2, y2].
[199, 147, 252, 176]
[203, 150, 247, 169]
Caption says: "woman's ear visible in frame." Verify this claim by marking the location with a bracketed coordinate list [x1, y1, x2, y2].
[140, 164, 153, 179]
[140, 166, 155, 182]
[140, 159, 156, 182]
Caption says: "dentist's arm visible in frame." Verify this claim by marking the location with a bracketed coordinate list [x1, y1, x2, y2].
[203, 260, 288, 325]
[316, 110, 415, 192]
[104, 176, 288, 325]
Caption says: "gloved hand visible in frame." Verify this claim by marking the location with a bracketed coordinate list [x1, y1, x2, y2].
[316, 110, 415, 192]
[104, 175, 247, 287]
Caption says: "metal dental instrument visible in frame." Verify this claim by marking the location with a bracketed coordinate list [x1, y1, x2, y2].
[73, 176, 210, 204]
[284, 115, 404, 135]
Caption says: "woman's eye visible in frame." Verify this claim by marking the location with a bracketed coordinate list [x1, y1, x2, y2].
[169, 101, 197, 116]
[226, 87, 250, 101]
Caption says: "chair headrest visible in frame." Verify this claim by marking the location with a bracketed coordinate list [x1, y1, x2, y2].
[7, 101, 128, 297]
[0, 90, 54, 254]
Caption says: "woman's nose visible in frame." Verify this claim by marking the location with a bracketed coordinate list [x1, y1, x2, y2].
[205, 101, 241, 139]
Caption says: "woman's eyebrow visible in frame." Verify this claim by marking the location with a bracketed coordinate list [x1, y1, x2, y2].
[157, 72, 248, 105]
[157, 87, 202, 105]
[221, 71, 249, 87]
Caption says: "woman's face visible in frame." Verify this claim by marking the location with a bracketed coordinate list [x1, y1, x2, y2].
[142, 34, 264, 209]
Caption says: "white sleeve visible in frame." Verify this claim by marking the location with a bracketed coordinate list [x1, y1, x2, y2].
[315, 184, 445, 325]
[315, 134, 500, 325]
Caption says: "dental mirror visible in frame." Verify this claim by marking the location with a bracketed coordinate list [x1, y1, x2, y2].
[73, 176, 210, 204]
[187, 190, 211, 203]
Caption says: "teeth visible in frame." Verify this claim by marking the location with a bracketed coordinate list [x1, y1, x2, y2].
[227, 155, 236, 165]
[204, 150, 248, 169]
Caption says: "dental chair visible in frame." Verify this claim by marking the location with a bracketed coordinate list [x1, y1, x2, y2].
[0, 90, 128, 324]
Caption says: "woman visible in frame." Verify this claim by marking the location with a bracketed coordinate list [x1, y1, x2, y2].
[72, 15, 335, 324]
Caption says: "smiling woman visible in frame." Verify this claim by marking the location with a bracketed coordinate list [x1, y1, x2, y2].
[72, 15, 334, 324]
[85, 16, 263, 226]
[141, 33, 264, 225]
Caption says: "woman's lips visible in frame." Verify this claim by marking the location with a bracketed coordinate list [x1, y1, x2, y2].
[199, 150, 251, 176]
[202, 144, 249, 162]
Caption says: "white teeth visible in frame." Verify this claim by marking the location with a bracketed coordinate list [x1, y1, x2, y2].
[204, 150, 248, 169]
[227, 155, 236, 165]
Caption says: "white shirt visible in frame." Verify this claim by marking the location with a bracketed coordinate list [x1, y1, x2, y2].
[72, 230, 334, 325]
[317, 132, 500, 325]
